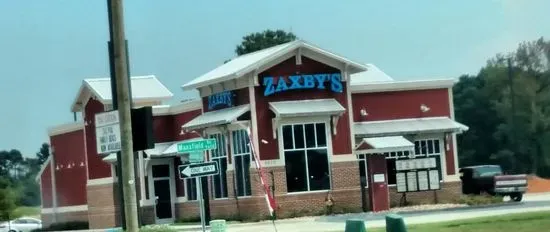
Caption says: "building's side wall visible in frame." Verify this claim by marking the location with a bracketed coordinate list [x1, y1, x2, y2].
[254, 56, 352, 160]
[351, 88, 457, 175]
[40, 163, 53, 208]
[87, 181, 118, 229]
[50, 129, 88, 207]
[84, 98, 112, 179]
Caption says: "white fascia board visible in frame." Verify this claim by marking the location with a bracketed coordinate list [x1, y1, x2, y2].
[47, 121, 84, 137]
[351, 79, 457, 94]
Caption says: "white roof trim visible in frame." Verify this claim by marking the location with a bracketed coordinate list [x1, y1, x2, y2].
[351, 79, 456, 94]
[35, 156, 52, 182]
[269, 99, 345, 118]
[182, 104, 250, 131]
[181, 40, 369, 90]
[355, 117, 469, 137]
[152, 100, 202, 116]
[71, 75, 173, 112]
[48, 121, 84, 137]
[356, 136, 414, 154]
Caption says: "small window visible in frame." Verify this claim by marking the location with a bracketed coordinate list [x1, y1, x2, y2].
[152, 165, 170, 178]
[293, 125, 305, 149]
[283, 125, 293, 149]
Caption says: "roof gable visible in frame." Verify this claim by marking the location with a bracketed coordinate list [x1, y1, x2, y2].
[181, 40, 369, 90]
[71, 75, 173, 112]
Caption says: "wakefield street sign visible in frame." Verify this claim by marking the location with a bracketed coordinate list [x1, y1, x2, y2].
[178, 161, 219, 179]
[177, 139, 217, 153]
[95, 110, 121, 154]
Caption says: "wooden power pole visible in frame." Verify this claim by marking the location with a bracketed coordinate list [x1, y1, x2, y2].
[107, 0, 139, 231]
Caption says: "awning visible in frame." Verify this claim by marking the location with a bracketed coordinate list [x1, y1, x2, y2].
[182, 104, 250, 131]
[354, 117, 468, 137]
[269, 99, 345, 118]
[356, 136, 414, 154]
[355, 117, 469, 137]
[269, 99, 346, 138]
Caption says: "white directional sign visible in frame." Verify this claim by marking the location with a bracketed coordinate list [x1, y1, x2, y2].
[95, 110, 121, 154]
[178, 161, 219, 179]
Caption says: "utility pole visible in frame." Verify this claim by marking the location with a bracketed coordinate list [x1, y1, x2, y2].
[508, 57, 517, 173]
[107, 0, 139, 231]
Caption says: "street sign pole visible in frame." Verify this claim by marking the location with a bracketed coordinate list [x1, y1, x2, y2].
[177, 139, 218, 232]
[197, 176, 205, 232]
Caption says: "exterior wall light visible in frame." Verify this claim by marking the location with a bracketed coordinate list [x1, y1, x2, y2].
[420, 104, 430, 113]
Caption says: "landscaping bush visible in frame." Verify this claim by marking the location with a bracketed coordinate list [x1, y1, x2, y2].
[31, 221, 89, 231]
[458, 194, 503, 206]
[137, 224, 178, 232]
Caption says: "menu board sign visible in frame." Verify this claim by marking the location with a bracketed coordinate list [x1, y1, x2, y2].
[396, 173, 407, 192]
[418, 171, 429, 191]
[396, 169, 441, 193]
[429, 170, 440, 190]
[406, 172, 418, 191]
[396, 157, 437, 171]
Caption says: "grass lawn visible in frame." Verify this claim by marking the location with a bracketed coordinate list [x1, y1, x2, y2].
[365, 211, 550, 232]
[12, 206, 40, 218]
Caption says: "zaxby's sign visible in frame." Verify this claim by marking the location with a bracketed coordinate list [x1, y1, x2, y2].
[207, 90, 235, 110]
[263, 73, 343, 96]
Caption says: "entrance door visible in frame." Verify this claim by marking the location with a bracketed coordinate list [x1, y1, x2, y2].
[151, 163, 175, 224]
[154, 179, 172, 220]
[358, 154, 369, 212]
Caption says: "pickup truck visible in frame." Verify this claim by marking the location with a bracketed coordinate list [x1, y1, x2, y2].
[459, 165, 527, 202]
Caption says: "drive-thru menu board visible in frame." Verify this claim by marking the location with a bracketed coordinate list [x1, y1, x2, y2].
[395, 157, 440, 193]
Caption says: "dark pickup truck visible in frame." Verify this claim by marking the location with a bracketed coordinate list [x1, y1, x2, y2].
[459, 165, 527, 202]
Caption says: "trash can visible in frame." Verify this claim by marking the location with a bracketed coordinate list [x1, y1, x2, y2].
[210, 219, 227, 232]
[344, 219, 366, 232]
[385, 214, 407, 232]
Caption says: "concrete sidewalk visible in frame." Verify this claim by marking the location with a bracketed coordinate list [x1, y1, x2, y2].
[174, 193, 550, 232]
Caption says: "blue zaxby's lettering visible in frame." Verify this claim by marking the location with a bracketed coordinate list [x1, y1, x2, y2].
[263, 73, 343, 96]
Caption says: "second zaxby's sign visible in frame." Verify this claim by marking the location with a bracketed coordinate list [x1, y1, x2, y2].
[263, 73, 343, 96]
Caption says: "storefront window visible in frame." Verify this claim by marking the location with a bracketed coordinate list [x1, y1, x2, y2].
[282, 123, 331, 193]
[232, 129, 252, 197]
[210, 133, 228, 199]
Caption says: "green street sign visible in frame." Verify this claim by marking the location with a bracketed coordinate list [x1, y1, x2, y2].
[177, 139, 217, 153]
[189, 151, 204, 163]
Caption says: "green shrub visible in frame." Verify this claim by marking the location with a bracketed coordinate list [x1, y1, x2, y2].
[458, 194, 503, 206]
[138, 224, 178, 232]
[31, 221, 89, 231]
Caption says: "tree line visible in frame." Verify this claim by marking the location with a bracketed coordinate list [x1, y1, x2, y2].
[454, 37, 550, 177]
[0, 143, 50, 220]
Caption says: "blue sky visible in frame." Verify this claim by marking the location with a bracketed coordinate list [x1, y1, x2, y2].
[0, 0, 549, 156]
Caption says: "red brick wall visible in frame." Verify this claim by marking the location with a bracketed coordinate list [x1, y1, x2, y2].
[50, 129, 87, 207]
[172, 110, 203, 141]
[84, 98, 111, 179]
[254, 56, 352, 160]
[40, 163, 53, 208]
[352, 88, 457, 175]
[153, 115, 175, 143]
[351, 89, 451, 122]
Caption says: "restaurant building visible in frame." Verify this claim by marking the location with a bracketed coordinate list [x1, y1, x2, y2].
[36, 40, 468, 229]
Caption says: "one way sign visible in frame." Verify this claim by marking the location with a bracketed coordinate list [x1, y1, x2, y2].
[178, 161, 219, 179]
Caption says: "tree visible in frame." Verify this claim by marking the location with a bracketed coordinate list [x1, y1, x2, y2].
[36, 143, 51, 165]
[235, 29, 297, 56]
[0, 149, 23, 179]
[0, 178, 17, 221]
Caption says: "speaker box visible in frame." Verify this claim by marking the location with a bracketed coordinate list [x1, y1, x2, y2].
[131, 106, 154, 151]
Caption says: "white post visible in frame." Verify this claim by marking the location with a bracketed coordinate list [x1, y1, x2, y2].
[197, 177, 206, 232]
